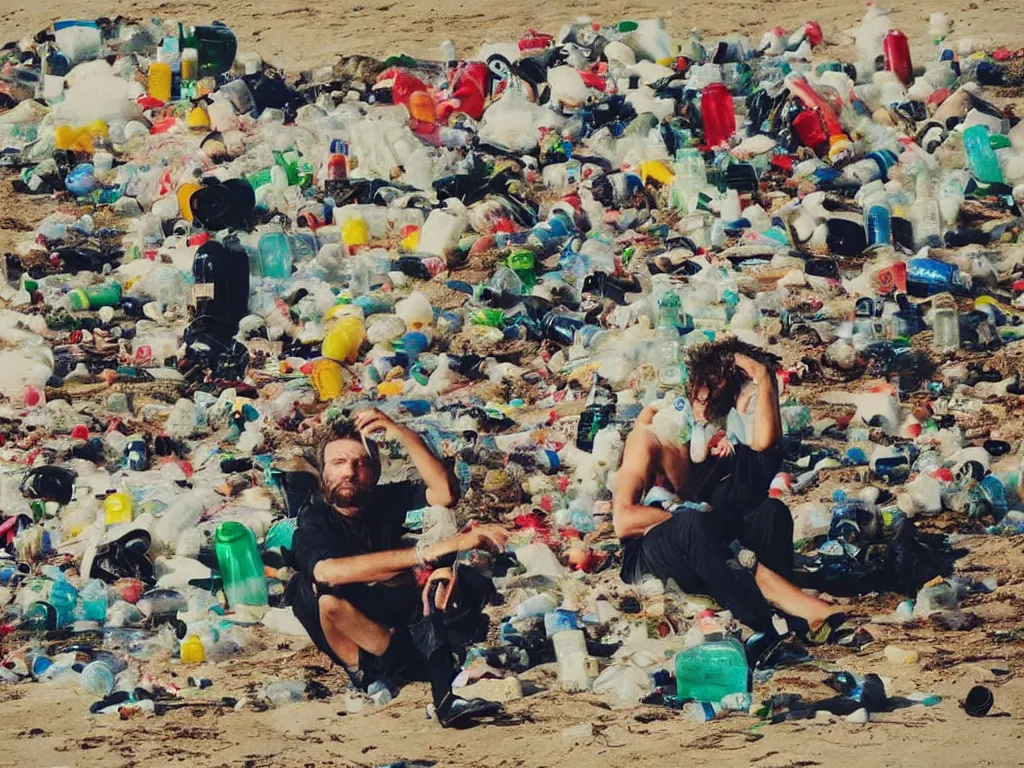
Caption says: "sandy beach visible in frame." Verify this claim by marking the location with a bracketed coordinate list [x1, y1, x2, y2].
[1, 2, 1023, 766]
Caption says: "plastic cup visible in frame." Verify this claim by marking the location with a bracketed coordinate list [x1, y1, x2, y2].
[80, 660, 115, 697]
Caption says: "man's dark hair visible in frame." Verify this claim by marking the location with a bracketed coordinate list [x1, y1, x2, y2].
[686, 337, 781, 420]
[312, 418, 381, 477]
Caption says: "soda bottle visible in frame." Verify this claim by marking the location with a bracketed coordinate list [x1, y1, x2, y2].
[883, 30, 913, 85]
[326, 139, 349, 181]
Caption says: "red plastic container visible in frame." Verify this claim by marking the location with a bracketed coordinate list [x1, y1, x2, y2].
[701, 83, 736, 148]
[792, 109, 828, 153]
[883, 30, 913, 85]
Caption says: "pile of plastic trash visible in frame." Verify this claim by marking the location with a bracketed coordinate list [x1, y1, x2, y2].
[1, 7, 1023, 721]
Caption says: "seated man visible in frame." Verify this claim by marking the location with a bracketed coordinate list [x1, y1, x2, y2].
[288, 409, 508, 727]
[614, 344, 844, 648]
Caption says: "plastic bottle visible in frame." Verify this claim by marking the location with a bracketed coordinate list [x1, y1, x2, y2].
[910, 177, 943, 250]
[674, 635, 750, 703]
[256, 229, 295, 279]
[78, 579, 108, 623]
[67, 282, 122, 311]
[180, 634, 206, 664]
[882, 30, 912, 85]
[148, 61, 173, 102]
[652, 291, 685, 386]
[49, 574, 79, 627]
[576, 376, 616, 452]
[104, 490, 133, 526]
[214, 521, 269, 609]
[930, 293, 960, 354]
[962, 125, 1004, 184]
[700, 83, 735, 148]
[326, 139, 349, 181]
[866, 195, 892, 249]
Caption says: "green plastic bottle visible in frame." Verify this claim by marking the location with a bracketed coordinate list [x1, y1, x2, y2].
[67, 282, 122, 311]
[214, 521, 268, 609]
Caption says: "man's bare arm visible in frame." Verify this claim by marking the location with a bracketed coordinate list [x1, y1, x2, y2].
[612, 427, 671, 539]
[735, 353, 782, 452]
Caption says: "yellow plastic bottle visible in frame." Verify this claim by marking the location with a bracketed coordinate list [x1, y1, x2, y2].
[180, 634, 206, 664]
[103, 491, 133, 526]
[148, 61, 173, 102]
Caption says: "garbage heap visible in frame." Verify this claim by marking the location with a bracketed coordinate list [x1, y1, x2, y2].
[0, 9, 1023, 720]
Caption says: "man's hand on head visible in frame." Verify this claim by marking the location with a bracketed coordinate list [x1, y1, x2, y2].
[353, 408, 401, 441]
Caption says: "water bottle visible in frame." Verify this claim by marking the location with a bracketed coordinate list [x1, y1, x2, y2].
[866, 197, 892, 249]
[910, 178, 943, 250]
[930, 293, 960, 354]
[962, 125, 1004, 184]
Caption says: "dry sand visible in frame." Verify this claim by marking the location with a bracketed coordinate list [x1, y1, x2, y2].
[3, 2, 1024, 767]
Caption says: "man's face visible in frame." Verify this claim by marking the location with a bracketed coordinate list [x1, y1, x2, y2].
[322, 438, 377, 512]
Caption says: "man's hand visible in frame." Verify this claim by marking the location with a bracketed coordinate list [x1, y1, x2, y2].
[353, 408, 401, 441]
[454, 523, 508, 553]
[422, 566, 456, 613]
[710, 438, 735, 458]
[733, 353, 767, 382]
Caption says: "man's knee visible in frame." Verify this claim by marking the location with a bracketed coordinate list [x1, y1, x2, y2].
[319, 594, 360, 623]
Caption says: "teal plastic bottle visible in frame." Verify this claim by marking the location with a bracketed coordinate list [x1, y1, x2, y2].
[962, 125, 1004, 184]
[674, 637, 750, 703]
[214, 521, 268, 609]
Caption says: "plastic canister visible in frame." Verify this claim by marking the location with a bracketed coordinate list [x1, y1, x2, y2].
[674, 637, 750, 703]
[180, 634, 206, 664]
[103, 490, 133, 526]
[213, 521, 268, 608]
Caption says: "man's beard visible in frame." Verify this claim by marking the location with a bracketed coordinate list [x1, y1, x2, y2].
[324, 480, 370, 510]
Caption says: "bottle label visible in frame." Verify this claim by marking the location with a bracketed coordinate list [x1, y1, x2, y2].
[190, 283, 215, 305]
